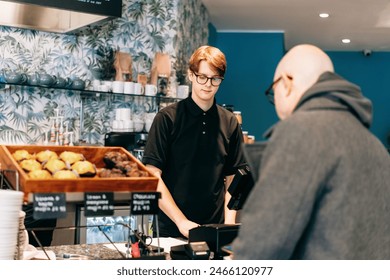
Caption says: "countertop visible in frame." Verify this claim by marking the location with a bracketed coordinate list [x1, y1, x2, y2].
[33, 238, 187, 260]
[42, 243, 127, 260]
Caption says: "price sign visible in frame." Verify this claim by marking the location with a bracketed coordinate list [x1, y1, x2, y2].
[130, 192, 161, 215]
[33, 193, 67, 220]
[84, 192, 114, 217]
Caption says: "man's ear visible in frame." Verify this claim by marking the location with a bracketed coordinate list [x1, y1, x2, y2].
[188, 70, 194, 82]
[281, 73, 293, 97]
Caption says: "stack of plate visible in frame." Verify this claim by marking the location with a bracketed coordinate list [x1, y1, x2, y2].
[0, 189, 24, 260]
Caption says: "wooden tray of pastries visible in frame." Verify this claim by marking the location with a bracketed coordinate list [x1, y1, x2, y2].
[0, 145, 158, 201]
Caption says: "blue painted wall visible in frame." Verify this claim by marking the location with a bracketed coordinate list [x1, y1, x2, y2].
[212, 31, 390, 148]
[327, 52, 390, 148]
[212, 32, 285, 141]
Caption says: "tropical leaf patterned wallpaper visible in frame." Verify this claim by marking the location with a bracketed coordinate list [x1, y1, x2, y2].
[0, 0, 208, 145]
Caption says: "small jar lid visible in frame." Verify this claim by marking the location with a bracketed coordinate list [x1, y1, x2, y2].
[233, 111, 241, 115]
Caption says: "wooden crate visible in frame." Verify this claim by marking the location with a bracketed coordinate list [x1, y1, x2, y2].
[0, 145, 158, 201]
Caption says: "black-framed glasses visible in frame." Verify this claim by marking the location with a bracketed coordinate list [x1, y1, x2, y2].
[193, 72, 224, 87]
[264, 76, 282, 105]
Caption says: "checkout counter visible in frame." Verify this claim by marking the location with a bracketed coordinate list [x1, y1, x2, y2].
[1, 143, 251, 260]
[27, 223, 240, 260]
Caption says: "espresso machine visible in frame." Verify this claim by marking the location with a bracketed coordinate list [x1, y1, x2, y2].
[104, 132, 147, 160]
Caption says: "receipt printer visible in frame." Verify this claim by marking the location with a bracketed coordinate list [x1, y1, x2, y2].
[170, 241, 210, 260]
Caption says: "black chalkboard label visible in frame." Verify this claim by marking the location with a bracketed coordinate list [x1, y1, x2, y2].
[33, 193, 67, 220]
[84, 192, 114, 217]
[130, 192, 160, 215]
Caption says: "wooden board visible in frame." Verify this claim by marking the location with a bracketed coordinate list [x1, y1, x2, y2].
[0, 145, 158, 201]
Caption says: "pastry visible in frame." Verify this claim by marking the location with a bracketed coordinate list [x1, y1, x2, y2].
[59, 151, 84, 164]
[36, 150, 58, 163]
[53, 170, 79, 179]
[115, 160, 138, 173]
[103, 151, 129, 168]
[28, 170, 52, 179]
[19, 159, 42, 172]
[127, 169, 149, 177]
[71, 161, 96, 177]
[12, 149, 33, 161]
[43, 158, 67, 174]
[99, 168, 126, 178]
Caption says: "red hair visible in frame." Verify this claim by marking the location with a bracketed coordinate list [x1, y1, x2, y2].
[189, 45, 226, 77]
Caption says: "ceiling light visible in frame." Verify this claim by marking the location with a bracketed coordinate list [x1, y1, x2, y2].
[319, 13, 329, 18]
[342, 39, 351, 44]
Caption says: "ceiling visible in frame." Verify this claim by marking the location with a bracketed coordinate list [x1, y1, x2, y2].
[201, 0, 390, 52]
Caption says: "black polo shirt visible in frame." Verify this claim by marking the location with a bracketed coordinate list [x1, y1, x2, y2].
[143, 97, 245, 237]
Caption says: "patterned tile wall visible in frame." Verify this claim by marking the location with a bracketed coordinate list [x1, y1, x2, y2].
[0, 0, 208, 145]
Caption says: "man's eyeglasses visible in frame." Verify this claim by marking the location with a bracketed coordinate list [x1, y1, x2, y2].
[264, 75, 292, 104]
[264, 76, 282, 105]
[193, 72, 224, 87]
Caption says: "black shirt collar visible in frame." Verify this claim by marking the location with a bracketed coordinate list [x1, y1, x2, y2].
[185, 96, 218, 117]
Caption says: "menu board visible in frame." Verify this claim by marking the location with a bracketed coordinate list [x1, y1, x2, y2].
[8, 0, 122, 17]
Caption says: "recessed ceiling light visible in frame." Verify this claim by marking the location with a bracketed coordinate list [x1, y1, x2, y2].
[319, 13, 329, 18]
[342, 39, 351, 44]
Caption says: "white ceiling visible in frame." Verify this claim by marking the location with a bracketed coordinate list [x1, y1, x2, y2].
[202, 0, 390, 52]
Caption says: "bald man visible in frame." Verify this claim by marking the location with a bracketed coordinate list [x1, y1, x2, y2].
[232, 44, 390, 259]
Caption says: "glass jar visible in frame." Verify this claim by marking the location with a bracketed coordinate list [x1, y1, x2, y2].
[242, 131, 249, 143]
[248, 135, 255, 144]
[233, 111, 242, 126]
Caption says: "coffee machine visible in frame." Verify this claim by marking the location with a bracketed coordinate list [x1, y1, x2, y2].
[104, 132, 148, 157]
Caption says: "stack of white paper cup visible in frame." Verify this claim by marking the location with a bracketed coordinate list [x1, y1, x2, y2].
[113, 108, 134, 132]
[115, 108, 131, 121]
[0, 190, 24, 260]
